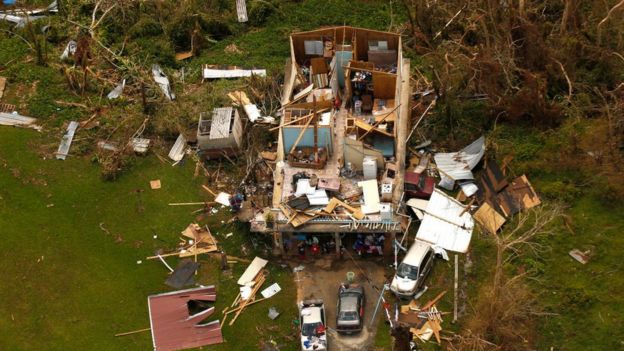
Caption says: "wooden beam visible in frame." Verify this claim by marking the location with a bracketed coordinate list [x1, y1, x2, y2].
[115, 327, 150, 337]
[288, 112, 315, 155]
[357, 104, 401, 141]
[268, 108, 330, 131]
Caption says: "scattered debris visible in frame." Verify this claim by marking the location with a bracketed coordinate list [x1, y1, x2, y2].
[0, 112, 42, 131]
[268, 306, 280, 320]
[569, 249, 590, 264]
[152, 64, 175, 100]
[55, 121, 79, 160]
[148, 286, 223, 350]
[434, 136, 485, 189]
[261, 283, 282, 299]
[149, 180, 161, 190]
[107, 79, 125, 100]
[168, 134, 187, 162]
[202, 65, 266, 80]
[60, 40, 77, 60]
[165, 259, 200, 289]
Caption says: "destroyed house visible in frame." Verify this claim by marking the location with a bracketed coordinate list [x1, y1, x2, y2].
[251, 26, 410, 256]
[197, 107, 242, 158]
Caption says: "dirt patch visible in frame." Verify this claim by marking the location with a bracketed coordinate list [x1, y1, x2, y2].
[294, 257, 387, 351]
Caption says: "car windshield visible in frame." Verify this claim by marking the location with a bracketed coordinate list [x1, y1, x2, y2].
[397, 262, 419, 280]
[338, 310, 359, 321]
[302, 322, 323, 337]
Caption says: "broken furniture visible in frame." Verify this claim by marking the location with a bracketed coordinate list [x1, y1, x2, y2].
[148, 286, 223, 351]
[197, 107, 243, 158]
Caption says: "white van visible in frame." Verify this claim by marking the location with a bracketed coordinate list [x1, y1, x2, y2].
[390, 239, 435, 298]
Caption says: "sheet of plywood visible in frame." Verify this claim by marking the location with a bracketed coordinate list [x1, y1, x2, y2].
[358, 179, 380, 214]
[237, 257, 268, 285]
[474, 202, 506, 234]
[0, 76, 6, 99]
[372, 72, 396, 99]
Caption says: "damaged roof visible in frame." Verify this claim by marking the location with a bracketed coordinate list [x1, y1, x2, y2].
[434, 136, 485, 181]
[148, 286, 223, 351]
[416, 188, 474, 253]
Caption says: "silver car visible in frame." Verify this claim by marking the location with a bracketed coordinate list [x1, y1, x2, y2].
[336, 284, 365, 334]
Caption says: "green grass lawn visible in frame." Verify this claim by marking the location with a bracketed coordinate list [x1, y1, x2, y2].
[0, 128, 298, 350]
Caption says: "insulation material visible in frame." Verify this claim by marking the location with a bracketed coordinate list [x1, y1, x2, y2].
[416, 189, 474, 253]
[237, 257, 268, 285]
[434, 136, 485, 181]
[358, 179, 381, 214]
[55, 121, 79, 160]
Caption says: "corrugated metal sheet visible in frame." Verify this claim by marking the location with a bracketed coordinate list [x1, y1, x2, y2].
[434, 136, 485, 180]
[148, 286, 223, 351]
[236, 0, 248, 22]
[55, 121, 79, 160]
[209, 107, 233, 140]
[0, 112, 41, 131]
[416, 188, 474, 253]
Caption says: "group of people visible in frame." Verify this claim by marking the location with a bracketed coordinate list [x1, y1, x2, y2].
[289, 233, 386, 259]
[353, 233, 385, 256]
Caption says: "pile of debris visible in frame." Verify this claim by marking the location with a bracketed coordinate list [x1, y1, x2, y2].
[397, 291, 448, 344]
[221, 256, 281, 326]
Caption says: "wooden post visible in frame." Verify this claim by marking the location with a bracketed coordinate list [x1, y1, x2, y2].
[453, 254, 458, 323]
[272, 231, 284, 256]
[334, 232, 341, 255]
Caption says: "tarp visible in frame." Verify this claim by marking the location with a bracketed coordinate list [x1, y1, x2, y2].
[434, 136, 485, 181]
[416, 188, 474, 253]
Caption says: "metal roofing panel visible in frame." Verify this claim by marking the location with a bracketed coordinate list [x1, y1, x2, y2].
[434, 136, 485, 180]
[209, 107, 233, 140]
[416, 188, 474, 253]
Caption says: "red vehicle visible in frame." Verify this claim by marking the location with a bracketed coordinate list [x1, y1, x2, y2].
[404, 172, 435, 199]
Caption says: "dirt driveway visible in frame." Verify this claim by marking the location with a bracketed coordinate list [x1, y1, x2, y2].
[294, 256, 387, 351]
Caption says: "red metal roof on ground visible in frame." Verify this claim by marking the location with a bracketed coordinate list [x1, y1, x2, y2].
[148, 286, 223, 351]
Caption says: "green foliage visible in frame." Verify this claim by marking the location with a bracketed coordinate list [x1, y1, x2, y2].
[539, 180, 581, 202]
[248, 1, 275, 26]
[133, 37, 176, 67]
[129, 17, 164, 38]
